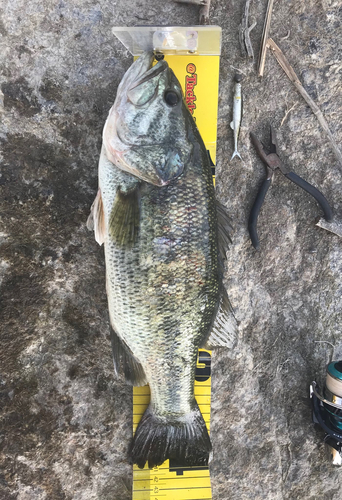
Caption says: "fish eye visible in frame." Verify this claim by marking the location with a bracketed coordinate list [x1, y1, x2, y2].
[164, 90, 179, 107]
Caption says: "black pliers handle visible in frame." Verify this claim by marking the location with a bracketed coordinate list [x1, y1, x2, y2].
[248, 126, 333, 249]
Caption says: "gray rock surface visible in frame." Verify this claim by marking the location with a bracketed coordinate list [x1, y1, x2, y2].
[0, 0, 341, 498]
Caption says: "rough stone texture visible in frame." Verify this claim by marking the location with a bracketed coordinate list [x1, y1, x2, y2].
[0, 0, 341, 499]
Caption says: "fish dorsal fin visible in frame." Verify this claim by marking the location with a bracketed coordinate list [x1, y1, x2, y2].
[201, 201, 237, 349]
[110, 327, 147, 386]
[87, 189, 105, 246]
[217, 200, 234, 261]
[230, 121, 234, 130]
[109, 185, 140, 247]
[202, 287, 238, 349]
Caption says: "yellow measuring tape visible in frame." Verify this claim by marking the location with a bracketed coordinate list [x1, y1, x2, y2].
[133, 52, 220, 500]
[133, 350, 212, 500]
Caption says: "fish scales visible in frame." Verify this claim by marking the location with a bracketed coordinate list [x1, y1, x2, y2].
[88, 52, 237, 469]
[101, 136, 219, 417]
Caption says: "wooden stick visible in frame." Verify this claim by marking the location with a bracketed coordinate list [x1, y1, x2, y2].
[199, 0, 211, 24]
[267, 38, 342, 166]
[239, 0, 257, 59]
[174, 0, 206, 5]
[257, 0, 274, 77]
[280, 102, 297, 127]
[173, 0, 210, 24]
[316, 218, 342, 238]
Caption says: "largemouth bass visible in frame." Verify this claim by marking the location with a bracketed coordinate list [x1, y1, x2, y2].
[88, 52, 237, 469]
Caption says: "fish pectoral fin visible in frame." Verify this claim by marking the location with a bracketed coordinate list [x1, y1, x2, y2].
[230, 121, 234, 130]
[216, 200, 234, 260]
[202, 287, 238, 350]
[87, 189, 105, 245]
[110, 327, 147, 387]
[109, 185, 140, 247]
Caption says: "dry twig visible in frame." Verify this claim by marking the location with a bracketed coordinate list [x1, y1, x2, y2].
[280, 30, 290, 41]
[316, 218, 342, 238]
[280, 102, 298, 127]
[266, 37, 342, 166]
[230, 65, 248, 76]
[174, 0, 206, 4]
[239, 0, 257, 59]
[173, 0, 210, 24]
[314, 340, 335, 363]
[199, 0, 211, 24]
[257, 0, 274, 76]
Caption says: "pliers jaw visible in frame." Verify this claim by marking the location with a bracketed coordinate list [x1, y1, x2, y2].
[249, 131, 270, 163]
[250, 126, 286, 174]
[269, 125, 279, 154]
[250, 125, 277, 156]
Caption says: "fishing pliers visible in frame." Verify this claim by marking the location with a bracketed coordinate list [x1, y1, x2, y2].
[248, 126, 333, 249]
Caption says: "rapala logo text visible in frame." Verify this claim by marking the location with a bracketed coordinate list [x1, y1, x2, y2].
[185, 63, 197, 116]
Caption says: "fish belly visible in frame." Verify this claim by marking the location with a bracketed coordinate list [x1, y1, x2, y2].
[104, 160, 219, 417]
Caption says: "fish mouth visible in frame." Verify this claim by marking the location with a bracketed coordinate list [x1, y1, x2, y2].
[128, 52, 168, 91]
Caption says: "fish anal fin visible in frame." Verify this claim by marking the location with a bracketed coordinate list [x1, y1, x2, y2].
[87, 189, 105, 246]
[109, 186, 140, 247]
[110, 327, 147, 387]
[216, 200, 234, 261]
[202, 287, 238, 350]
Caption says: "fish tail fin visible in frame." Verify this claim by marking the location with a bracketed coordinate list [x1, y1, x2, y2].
[130, 401, 212, 469]
[230, 150, 242, 161]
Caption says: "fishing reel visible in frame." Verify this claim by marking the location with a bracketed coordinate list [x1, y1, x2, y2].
[311, 361, 342, 465]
